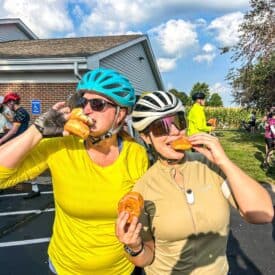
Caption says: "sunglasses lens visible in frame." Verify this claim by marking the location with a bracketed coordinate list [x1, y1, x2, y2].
[150, 112, 186, 137]
[90, 99, 106, 111]
[174, 112, 187, 130]
[81, 98, 109, 112]
[150, 119, 170, 137]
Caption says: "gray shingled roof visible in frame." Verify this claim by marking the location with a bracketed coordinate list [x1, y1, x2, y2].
[0, 35, 142, 58]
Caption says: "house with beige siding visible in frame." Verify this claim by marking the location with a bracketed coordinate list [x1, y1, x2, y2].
[0, 18, 164, 121]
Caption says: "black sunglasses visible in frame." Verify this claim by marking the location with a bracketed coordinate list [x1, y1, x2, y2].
[80, 98, 116, 112]
[148, 112, 187, 137]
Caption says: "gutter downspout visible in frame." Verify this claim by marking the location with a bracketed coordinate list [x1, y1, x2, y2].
[74, 61, 82, 80]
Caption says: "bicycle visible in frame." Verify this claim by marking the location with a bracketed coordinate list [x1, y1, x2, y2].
[240, 120, 260, 133]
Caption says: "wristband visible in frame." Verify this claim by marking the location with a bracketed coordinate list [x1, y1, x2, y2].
[124, 242, 144, 257]
[33, 123, 44, 135]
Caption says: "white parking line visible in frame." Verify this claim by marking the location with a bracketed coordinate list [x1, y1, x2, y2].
[0, 238, 50, 247]
[0, 191, 53, 198]
[0, 208, 55, 216]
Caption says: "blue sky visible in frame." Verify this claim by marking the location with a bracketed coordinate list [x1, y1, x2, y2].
[0, 0, 251, 106]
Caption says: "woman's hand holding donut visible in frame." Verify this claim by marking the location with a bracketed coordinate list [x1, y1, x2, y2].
[188, 133, 230, 167]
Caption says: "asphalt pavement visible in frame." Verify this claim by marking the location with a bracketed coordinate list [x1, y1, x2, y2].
[0, 177, 274, 275]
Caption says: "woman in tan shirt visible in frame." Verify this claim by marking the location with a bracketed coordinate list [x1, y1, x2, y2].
[116, 91, 274, 275]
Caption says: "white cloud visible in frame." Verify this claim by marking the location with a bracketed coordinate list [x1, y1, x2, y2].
[193, 43, 216, 64]
[78, 0, 147, 35]
[1, 0, 73, 37]
[209, 82, 235, 106]
[209, 82, 229, 95]
[157, 58, 177, 72]
[77, 1, 249, 36]
[193, 53, 216, 64]
[149, 19, 198, 57]
[208, 11, 244, 47]
[202, 43, 215, 53]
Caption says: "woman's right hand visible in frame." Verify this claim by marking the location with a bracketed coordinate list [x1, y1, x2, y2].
[34, 102, 71, 138]
[115, 211, 143, 251]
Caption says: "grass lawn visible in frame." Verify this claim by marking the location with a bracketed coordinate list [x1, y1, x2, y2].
[217, 130, 274, 185]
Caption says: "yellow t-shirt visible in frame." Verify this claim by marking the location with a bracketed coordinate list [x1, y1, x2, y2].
[0, 135, 149, 274]
[133, 152, 237, 275]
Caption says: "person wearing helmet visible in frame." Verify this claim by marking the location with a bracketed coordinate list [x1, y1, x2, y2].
[1, 92, 15, 131]
[187, 92, 213, 136]
[115, 91, 274, 275]
[0, 92, 30, 145]
[0, 68, 149, 274]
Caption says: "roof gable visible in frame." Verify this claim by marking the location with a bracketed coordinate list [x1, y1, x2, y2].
[0, 18, 38, 41]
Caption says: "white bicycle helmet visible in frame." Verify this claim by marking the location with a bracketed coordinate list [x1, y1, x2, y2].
[132, 91, 183, 132]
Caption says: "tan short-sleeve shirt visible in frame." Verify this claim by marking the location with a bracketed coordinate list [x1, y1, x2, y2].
[133, 152, 236, 275]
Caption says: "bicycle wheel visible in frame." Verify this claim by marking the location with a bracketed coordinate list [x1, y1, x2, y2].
[265, 148, 275, 168]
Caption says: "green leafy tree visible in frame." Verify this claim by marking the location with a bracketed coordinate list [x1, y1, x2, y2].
[169, 89, 191, 106]
[190, 82, 210, 101]
[225, 0, 274, 108]
[230, 54, 275, 108]
[208, 93, 223, 107]
[233, 0, 274, 64]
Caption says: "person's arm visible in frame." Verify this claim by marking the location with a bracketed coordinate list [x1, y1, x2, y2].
[0, 122, 20, 145]
[189, 133, 274, 224]
[116, 212, 155, 267]
[0, 125, 43, 168]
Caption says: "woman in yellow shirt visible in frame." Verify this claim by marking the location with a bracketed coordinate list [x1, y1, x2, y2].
[0, 68, 149, 274]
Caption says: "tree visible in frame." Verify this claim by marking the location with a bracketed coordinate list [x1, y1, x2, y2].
[169, 89, 191, 106]
[190, 82, 210, 101]
[208, 93, 223, 107]
[233, 0, 274, 64]
[226, 0, 274, 108]
[231, 54, 275, 108]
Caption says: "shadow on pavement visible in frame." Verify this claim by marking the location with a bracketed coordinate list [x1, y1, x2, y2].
[227, 230, 261, 275]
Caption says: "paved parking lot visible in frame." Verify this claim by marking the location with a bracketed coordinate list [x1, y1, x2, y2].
[0, 179, 274, 275]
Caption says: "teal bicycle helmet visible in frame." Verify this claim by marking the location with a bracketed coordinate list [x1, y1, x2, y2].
[77, 68, 135, 108]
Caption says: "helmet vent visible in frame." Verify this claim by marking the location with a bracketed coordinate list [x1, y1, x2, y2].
[93, 72, 102, 81]
[115, 91, 128, 97]
[103, 83, 121, 89]
[145, 96, 162, 107]
[100, 76, 112, 82]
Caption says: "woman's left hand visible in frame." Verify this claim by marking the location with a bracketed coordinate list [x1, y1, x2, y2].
[188, 133, 230, 167]
[115, 211, 143, 251]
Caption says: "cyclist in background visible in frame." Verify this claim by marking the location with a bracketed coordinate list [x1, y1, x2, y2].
[248, 111, 257, 134]
[0, 68, 149, 274]
[264, 111, 275, 155]
[187, 92, 214, 136]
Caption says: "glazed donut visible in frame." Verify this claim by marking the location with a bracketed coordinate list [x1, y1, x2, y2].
[171, 136, 192, 151]
[118, 191, 144, 223]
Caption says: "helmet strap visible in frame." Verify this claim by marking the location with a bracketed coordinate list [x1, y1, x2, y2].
[88, 106, 123, 144]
